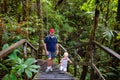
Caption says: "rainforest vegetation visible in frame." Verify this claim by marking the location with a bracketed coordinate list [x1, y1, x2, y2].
[0, 0, 120, 80]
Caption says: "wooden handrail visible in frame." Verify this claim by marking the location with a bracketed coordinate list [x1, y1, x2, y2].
[58, 44, 67, 52]
[90, 41, 120, 80]
[0, 39, 26, 58]
[92, 63, 105, 80]
[26, 40, 37, 52]
[0, 39, 37, 59]
[93, 41, 120, 60]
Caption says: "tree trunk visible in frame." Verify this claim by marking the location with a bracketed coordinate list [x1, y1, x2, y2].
[28, 0, 32, 16]
[0, 19, 4, 51]
[105, 0, 110, 27]
[80, 0, 100, 80]
[114, 0, 120, 55]
[3, 0, 8, 13]
[112, 0, 120, 80]
[80, 66, 88, 80]
[116, 0, 120, 22]
[22, 0, 27, 21]
[36, 0, 44, 59]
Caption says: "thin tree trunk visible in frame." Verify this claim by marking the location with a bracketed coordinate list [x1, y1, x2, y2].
[80, 66, 88, 80]
[28, 0, 32, 16]
[112, 0, 120, 80]
[3, 0, 8, 13]
[0, 1, 3, 13]
[15, 0, 21, 22]
[22, 0, 27, 21]
[105, 0, 110, 27]
[36, 0, 44, 59]
[116, 0, 120, 22]
[0, 19, 4, 51]
[114, 0, 120, 54]
[80, 0, 100, 80]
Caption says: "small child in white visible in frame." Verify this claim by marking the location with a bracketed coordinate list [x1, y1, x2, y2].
[59, 52, 72, 72]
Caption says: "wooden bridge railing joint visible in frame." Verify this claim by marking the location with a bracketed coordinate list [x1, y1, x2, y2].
[0, 39, 38, 59]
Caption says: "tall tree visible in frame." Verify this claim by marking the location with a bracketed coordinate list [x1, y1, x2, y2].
[114, 0, 120, 53]
[36, 0, 44, 58]
[22, 0, 27, 21]
[112, 0, 120, 80]
[0, 19, 4, 51]
[3, 0, 8, 13]
[80, 0, 100, 80]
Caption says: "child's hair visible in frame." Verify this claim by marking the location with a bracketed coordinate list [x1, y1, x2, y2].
[64, 52, 68, 56]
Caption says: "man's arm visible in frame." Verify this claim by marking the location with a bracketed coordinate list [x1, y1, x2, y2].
[56, 43, 59, 55]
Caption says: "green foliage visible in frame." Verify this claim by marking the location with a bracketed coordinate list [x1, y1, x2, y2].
[2, 43, 9, 50]
[2, 73, 18, 80]
[102, 29, 115, 44]
[116, 33, 120, 40]
[1, 44, 39, 80]
[101, 66, 118, 79]
[2, 16, 26, 43]
[2, 53, 40, 80]
[0, 0, 120, 79]
[81, 0, 95, 11]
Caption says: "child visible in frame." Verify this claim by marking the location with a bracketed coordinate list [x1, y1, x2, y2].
[59, 52, 72, 72]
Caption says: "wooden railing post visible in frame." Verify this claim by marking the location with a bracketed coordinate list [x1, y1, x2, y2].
[90, 45, 95, 80]
[24, 42, 27, 59]
[58, 46, 61, 63]
[74, 50, 77, 77]
[31, 49, 35, 58]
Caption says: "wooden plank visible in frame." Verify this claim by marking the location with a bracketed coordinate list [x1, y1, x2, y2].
[34, 71, 75, 80]
[34, 60, 75, 80]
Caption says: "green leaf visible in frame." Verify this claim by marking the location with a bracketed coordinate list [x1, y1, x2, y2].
[30, 65, 40, 69]
[10, 73, 17, 80]
[2, 74, 10, 80]
[17, 58, 24, 64]
[28, 68, 38, 73]
[12, 64, 23, 71]
[24, 58, 35, 65]
[25, 69, 32, 78]
[106, 72, 117, 76]
[0, 63, 9, 72]
[2, 73, 17, 80]
[16, 64, 27, 75]
[2, 44, 9, 50]
[8, 53, 18, 61]
[12, 49, 21, 54]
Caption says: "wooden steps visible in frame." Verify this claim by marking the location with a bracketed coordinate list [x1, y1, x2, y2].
[33, 59, 75, 80]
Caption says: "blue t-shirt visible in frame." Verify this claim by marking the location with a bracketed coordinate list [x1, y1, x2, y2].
[44, 35, 57, 52]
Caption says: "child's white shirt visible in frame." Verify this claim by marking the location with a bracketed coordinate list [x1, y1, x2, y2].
[60, 57, 70, 68]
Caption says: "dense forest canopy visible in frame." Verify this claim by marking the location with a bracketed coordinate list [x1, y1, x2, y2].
[0, 0, 119, 44]
[0, 0, 120, 80]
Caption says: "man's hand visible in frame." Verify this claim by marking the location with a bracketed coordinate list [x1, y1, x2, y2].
[46, 51, 49, 55]
[56, 50, 59, 55]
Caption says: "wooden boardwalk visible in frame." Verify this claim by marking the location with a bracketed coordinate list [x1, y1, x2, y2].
[33, 59, 75, 80]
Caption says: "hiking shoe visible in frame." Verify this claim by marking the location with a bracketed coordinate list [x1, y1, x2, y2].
[49, 68, 53, 72]
[45, 68, 50, 73]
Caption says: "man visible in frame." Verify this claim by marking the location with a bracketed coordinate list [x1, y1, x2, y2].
[44, 28, 59, 72]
